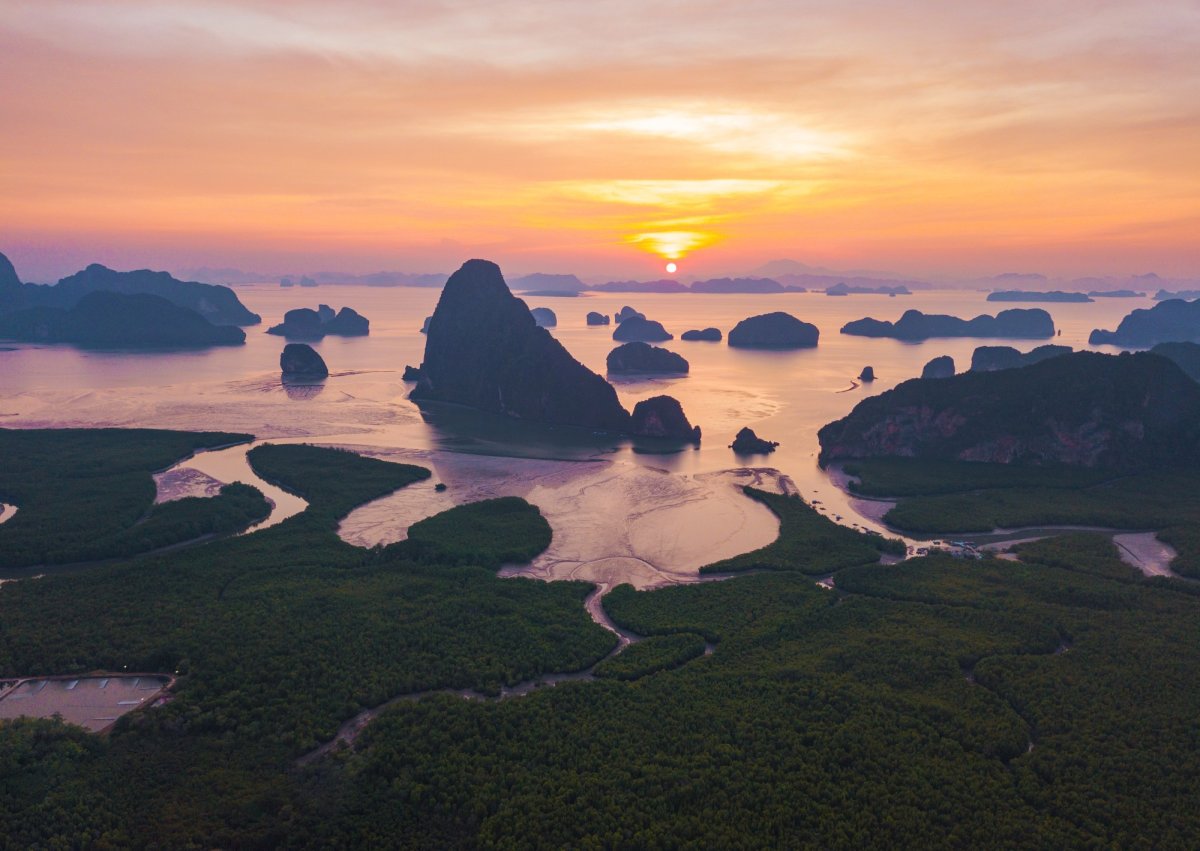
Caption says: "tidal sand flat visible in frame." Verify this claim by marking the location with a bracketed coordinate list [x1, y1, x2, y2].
[1113, 532, 1179, 577]
[338, 447, 784, 589]
[155, 442, 308, 531]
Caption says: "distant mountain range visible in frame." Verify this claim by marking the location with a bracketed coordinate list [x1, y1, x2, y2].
[179, 267, 448, 288]
[175, 259, 1200, 295]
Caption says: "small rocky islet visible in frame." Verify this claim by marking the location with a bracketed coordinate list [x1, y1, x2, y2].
[280, 342, 329, 379]
[606, 342, 689, 375]
[730, 427, 779, 454]
[612, 315, 673, 343]
[267, 305, 369, 339]
[841, 307, 1055, 341]
[727, 312, 819, 349]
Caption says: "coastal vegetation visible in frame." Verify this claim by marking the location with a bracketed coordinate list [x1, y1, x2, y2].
[846, 458, 1200, 533]
[699, 487, 903, 575]
[843, 456, 1200, 581]
[0, 428, 255, 568]
[3, 430, 1200, 846]
[592, 632, 707, 680]
[392, 496, 552, 567]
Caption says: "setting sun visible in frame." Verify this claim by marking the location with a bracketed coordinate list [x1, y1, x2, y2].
[665, 262, 677, 274]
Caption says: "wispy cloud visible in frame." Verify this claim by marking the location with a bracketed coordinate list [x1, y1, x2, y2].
[2, 0, 1198, 278]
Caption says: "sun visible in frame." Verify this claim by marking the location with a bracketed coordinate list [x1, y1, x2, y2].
[665, 262, 677, 274]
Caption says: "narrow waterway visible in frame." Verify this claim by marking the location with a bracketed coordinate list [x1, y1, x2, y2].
[154, 442, 308, 532]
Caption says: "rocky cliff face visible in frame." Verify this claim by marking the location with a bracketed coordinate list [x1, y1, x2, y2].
[586, 311, 610, 326]
[818, 351, 1200, 469]
[0, 252, 20, 309]
[841, 308, 1054, 341]
[410, 260, 633, 432]
[1090, 298, 1200, 347]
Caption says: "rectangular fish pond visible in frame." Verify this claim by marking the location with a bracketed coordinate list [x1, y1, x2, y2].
[0, 674, 172, 732]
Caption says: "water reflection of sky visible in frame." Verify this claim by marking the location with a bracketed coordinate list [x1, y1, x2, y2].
[0, 285, 1150, 542]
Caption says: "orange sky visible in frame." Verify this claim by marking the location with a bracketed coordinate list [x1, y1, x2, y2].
[2, 1, 1198, 282]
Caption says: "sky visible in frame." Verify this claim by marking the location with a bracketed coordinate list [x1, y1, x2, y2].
[2, 0, 1198, 282]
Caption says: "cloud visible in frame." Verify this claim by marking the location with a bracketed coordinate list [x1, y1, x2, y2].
[1, 0, 1198, 278]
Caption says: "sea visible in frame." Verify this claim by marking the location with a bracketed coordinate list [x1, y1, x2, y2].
[0, 284, 1147, 588]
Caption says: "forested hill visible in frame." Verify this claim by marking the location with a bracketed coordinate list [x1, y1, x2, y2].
[819, 351, 1200, 469]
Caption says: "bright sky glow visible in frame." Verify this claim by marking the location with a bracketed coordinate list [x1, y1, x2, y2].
[2, 0, 1198, 280]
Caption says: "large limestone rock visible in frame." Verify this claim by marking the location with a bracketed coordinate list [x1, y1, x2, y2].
[530, 307, 557, 328]
[728, 312, 819, 349]
[681, 327, 722, 342]
[606, 342, 689, 374]
[409, 260, 632, 432]
[280, 343, 328, 379]
[586, 311, 611, 326]
[630, 396, 701, 443]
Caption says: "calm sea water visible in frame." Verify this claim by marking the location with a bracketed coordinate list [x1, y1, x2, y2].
[0, 284, 1147, 572]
